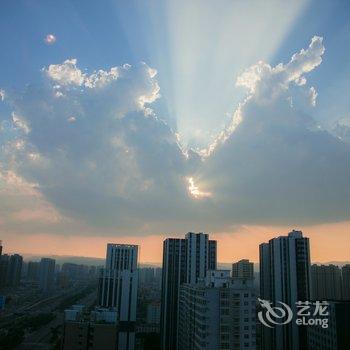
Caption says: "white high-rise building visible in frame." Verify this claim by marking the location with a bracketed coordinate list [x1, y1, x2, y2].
[178, 270, 256, 350]
[98, 244, 138, 350]
[259, 230, 311, 350]
[185, 232, 217, 284]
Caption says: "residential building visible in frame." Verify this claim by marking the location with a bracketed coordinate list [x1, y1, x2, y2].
[160, 232, 217, 350]
[259, 230, 311, 350]
[147, 301, 161, 325]
[308, 301, 350, 350]
[27, 261, 40, 281]
[98, 244, 138, 350]
[6, 254, 23, 287]
[311, 264, 342, 300]
[0, 254, 9, 287]
[232, 259, 254, 280]
[178, 270, 256, 349]
[62, 305, 121, 350]
[39, 258, 56, 292]
[342, 265, 350, 300]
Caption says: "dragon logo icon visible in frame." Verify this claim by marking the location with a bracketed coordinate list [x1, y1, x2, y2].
[258, 298, 293, 328]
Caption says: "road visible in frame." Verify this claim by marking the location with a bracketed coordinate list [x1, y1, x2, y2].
[0, 285, 81, 328]
[15, 290, 97, 350]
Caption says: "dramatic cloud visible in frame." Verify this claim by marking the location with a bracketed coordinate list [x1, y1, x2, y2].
[198, 36, 350, 225]
[0, 60, 193, 235]
[1, 36, 350, 236]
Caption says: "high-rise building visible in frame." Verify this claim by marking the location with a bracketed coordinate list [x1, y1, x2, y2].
[185, 232, 217, 284]
[232, 259, 254, 280]
[0, 254, 9, 287]
[308, 301, 350, 350]
[311, 264, 342, 300]
[61, 263, 90, 281]
[342, 265, 350, 301]
[147, 301, 161, 325]
[259, 230, 311, 350]
[98, 244, 138, 350]
[160, 238, 186, 350]
[160, 232, 217, 350]
[6, 254, 23, 287]
[39, 258, 56, 292]
[27, 261, 40, 281]
[178, 270, 256, 350]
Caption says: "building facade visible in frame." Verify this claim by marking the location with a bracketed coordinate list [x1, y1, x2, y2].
[178, 270, 256, 350]
[232, 259, 254, 280]
[62, 305, 121, 350]
[341, 265, 350, 300]
[311, 264, 342, 300]
[259, 230, 311, 350]
[27, 261, 40, 281]
[39, 258, 56, 292]
[160, 232, 217, 350]
[308, 301, 350, 350]
[6, 254, 23, 287]
[98, 244, 138, 350]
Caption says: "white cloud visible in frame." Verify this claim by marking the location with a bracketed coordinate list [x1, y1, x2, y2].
[187, 177, 211, 199]
[236, 36, 324, 105]
[44, 34, 56, 45]
[198, 36, 350, 225]
[67, 116, 76, 123]
[46, 59, 85, 86]
[12, 112, 30, 134]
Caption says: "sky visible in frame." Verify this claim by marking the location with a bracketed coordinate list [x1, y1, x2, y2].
[1, 0, 350, 263]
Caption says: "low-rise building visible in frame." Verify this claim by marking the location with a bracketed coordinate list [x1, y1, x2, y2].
[62, 305, 128, 350]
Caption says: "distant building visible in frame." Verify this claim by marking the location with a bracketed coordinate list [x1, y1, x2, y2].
[98, 244, 138, 350]
[62, 305, 121, 350]
[232, 259, 254, 280]
[39, 258, 56, 292]
[0, 254, 9, 287]
[342, 265, 350, 300]
[62, 262, 90, 281]
[27, 261, 40, 281]
[0, 295, 5, 311]
[160, 232, 217, 350]
[178, 270, 256, 350]
[139, 267, 156, 286]
[6, 254, 23, 287]
[147, 301, 161, 325]
[0, 243, 23, 288]
[154, 267, 162, 288]
[311, 264, 342, 300]
[308, 301, 350, 350]
[259, 230, 311, 350]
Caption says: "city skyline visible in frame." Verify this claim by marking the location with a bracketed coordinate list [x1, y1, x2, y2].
[1, 1, 350, 265]
[2, 222, 350, 264]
